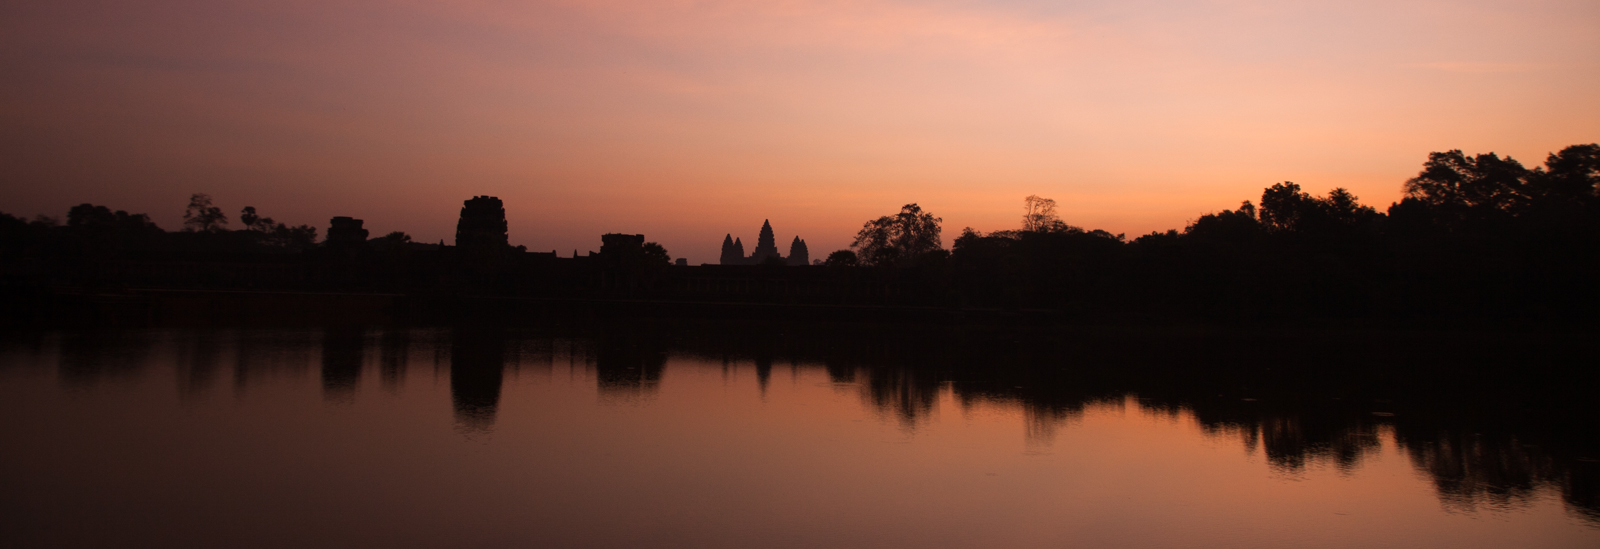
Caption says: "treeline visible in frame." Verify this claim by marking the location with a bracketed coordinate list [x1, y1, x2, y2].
[0, 194, 323, 258]
[934, 143, 1600, 322]
[2, 144, 1597, 324]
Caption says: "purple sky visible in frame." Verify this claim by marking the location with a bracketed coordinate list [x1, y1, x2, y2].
[2, 0, 1596, 262]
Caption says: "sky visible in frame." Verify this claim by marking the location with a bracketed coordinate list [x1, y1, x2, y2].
[1, 0, 1596, 263]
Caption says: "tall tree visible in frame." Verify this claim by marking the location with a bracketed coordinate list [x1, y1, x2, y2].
[1403, 150, 1529, 212]
[1530, 143, 1600, 204]
[1258, 183, 1376, 235]
[1259, 182, 1314, 233]
[852, 203, 942, 267]
[240, 206, 276, 231]
[182, 193, 228, 232]
[1022, 195, 1066, 232]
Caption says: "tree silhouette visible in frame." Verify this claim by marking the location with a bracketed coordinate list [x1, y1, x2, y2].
[278, 224, 319, 250]
[182, 193, 228, 232]
[1184, 201, 1260, 243]
[67, 204, 159, 234]
[62, 203, 163, 258]
[1259, 182, 1313, 233]
[239, 206, 277, 232]
[852, 203, 942, 267]
[3, 143, 1594, 322]
[1022, 195, 1068, 232]
[1525, 144, 1600, 209]
[1258, 182, 1377, 236]
[642, 242, 670, 265]
[223, 205, 320, 250]
[1404, 150, 1530, 213]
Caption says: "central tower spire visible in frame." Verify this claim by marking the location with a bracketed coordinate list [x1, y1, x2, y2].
[751, 219, 780, 262]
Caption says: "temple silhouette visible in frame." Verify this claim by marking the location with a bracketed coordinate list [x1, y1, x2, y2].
[719, 220, 810, 266]
[4, 142, 1599, 325]
[456, 196, 509, 252]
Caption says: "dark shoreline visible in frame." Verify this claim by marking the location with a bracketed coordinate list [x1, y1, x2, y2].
[9, 285, 1598, 336]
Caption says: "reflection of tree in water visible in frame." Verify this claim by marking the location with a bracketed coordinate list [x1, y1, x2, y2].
[859, 365, 940, 428]
[450, 327, 506, 431]
[174, 330, 228, 399]
[1021, 399, 1106, 446]
[954, 385, 1106, 446]
[1183, 407, 1386, 473]
[643, 319, 1600, 524]
[320, 329, 364, 402]
[1268, 417, 1383, 472]
[55, 321, 1592, 523]
[753, 356, 772, 395]
[355, 319, 1597, 523]
[1568, 464, 1600, 524]
[824, 358, 855, 384]
[1401, 430, 1553, 512]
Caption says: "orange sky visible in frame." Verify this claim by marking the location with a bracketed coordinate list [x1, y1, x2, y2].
[2, 0, 1596, 262]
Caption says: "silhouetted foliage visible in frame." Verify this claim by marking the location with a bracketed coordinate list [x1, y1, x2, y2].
[182, 193, 228, 232]
[240, 206, 269, 231]
[642, 242, 670, 265]
[3, 145, 1597, 323]
[1184, 201, 1260, 243]
[68, 204, 159, 233]
[1022, 195, 1071, 232]
[1405, 150, 1529, 213]
[272, 224, 320, 250]
[852, 203, 943, 267]
[592, 233, 671, 295]
[1532, 144, 1600, 204]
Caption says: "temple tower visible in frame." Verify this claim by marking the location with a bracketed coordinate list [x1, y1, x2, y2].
[455, 196, 508, 252]
[720, 234, 741, 265]
[787, 237, 809, 266]
[327, 216, 369, 247]
[750, 220, 780, 263]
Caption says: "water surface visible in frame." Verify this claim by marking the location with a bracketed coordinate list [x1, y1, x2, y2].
[1, 326, 1595, 548]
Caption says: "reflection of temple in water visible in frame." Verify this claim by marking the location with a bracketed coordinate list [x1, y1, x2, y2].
[25, 322, 1596, 525]
[450, 328, 506, 430]
[320, 329, 364, 401]
[378, 329, 409, 391]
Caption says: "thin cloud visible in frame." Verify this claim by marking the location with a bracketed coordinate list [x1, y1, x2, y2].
[1405, 62, 1543, 74]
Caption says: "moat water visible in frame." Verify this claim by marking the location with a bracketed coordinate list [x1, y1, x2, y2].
[2, 325, 1595, 548]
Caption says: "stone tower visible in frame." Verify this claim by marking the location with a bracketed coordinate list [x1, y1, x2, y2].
[326, 216, 369, 247]
[720, 234, 741, 265]
[787, 236, 809, 266]
[750, 219, 780, 263]
[455, 196, 508, 252]
[600, 233, 645, 254]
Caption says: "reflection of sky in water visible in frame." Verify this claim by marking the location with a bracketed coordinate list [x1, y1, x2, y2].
[0, 328, 1595, 548]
